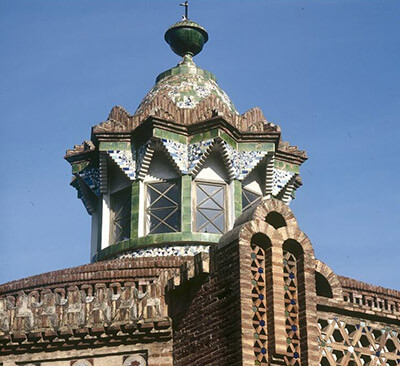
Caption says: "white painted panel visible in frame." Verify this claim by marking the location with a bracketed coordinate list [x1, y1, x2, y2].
[196, 151, 229, 183]
[243, 180, 262, 195]
[145, 151, 179, 181]
[100, 194, 111, 249]
[90, 207, 100, 258]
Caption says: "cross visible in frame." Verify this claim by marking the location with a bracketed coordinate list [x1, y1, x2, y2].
[180, 0, 189, 20]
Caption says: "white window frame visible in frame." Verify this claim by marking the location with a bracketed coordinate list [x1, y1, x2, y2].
[144, 178, 181, 235]
[193, 178, 229, 234]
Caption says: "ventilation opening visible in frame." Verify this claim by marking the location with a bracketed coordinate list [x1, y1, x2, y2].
[283, 239, 303, 258]
[265, 211, 286, 229]
[315, 272, 333, 298]
[251, 233, 271, 250]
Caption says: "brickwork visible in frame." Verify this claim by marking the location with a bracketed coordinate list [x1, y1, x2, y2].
[168, 243, 243, 366]
[2, 342, 172, 366]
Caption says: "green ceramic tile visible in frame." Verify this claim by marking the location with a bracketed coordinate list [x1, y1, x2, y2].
[154, 128, 187, 144]
[218, 131, 237, 149]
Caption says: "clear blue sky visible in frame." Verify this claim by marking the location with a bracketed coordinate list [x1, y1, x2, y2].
[0, 0, 399, 289]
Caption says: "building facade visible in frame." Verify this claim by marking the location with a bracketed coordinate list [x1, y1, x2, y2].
[0, 16, 399, 366]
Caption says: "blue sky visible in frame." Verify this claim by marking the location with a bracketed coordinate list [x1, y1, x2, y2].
[0, 0, 399, 289]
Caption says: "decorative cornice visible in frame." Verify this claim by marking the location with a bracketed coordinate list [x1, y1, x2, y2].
[0, 258, 188, 298]
[64, 140, 95, 161]
[339, 275, 400, 300]
[276, 140, 307, 165]
[91, 98, 280, 135]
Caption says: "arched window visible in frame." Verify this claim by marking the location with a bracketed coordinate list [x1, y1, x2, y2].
[315, 272, 333, 298]
[265, 211, 286, 229]
[250, 233, 271, 365]
[283, 239, 303, 366]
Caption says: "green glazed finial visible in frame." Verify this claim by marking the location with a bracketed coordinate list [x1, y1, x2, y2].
[164, 20, 208, 58]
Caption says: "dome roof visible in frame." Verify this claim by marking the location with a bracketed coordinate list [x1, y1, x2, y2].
[135, 56, 238, 116]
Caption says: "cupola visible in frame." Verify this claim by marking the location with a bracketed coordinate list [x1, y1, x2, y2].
[64, 13, 307, 263]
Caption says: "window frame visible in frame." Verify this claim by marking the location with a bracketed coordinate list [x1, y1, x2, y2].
[144, 178, 181, 235]
[194, 179, 228, 234]
[242, 185, 262, 212]
[109, 186, 132, 244]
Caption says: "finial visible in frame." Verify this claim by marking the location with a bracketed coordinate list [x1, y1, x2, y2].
[164, 16, 208, 59]
[180, 1, 189, 20]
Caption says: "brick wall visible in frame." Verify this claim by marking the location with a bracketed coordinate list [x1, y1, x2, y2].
[168, 242, 242, 366]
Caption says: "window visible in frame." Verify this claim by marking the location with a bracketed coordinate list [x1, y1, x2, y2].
[110, 187, 131, 243]
[242, 187, 262, 212]
[195, 182, 226, 234]
[146, 180, 180, 234]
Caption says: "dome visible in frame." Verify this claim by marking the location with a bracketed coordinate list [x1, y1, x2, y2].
[135, 56, 238, 115]
[135, 19, 238, 117]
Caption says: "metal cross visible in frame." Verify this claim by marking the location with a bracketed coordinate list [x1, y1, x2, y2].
[180, 0, 189, 20]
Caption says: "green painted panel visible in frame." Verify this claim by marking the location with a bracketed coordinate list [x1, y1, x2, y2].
[71, 161, 90, 174]
[96, 231, 221, 261]
[99, 141, 131, 151]
[274, 160, 300, 173]
[234, 180, 242, 219]
[154, 128, 187, 144]
[130, 181, 140, 239]
[218, 131, 237, 149]
[189, 129, 219, 143]
[238, 142, 274, 152]
[181, 175, 192, 233]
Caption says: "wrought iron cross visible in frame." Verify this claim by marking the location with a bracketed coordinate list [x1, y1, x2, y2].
[180, 0, 189, 20]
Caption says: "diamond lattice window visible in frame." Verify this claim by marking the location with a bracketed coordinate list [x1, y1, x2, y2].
[195, 182, 226, 234]
[242, 187, 262, 212]
[110, 187, 131, 244]
[146, 180, 181, 234]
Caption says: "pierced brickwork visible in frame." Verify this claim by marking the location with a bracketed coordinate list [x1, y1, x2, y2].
[317, 316, 400, 366]
[251, 243, 269, 365]
[283, 251, 301, 365]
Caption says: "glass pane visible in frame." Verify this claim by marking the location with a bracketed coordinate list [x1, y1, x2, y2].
[164, 183, 179, 203]
[211, 187, 224, 206]
[198, 208, 218, 221]
[213, 213, 225, 232]
[148, 185, 161, 202]
[199, 183, 218, 196]
[242, 188, 262, 211]
[242, 193, 251, 208]
[199, 197, 220, 210]
[165, 209, 180, 231]
[146, 180, 181, 234]
[110, 187, 131, 243]
[195, 182, 226, 234]
[196, 210, 208, 229]
[151, 221, 173, 234]
[201, 222, 220, 234]
[152, 181, 171, 193]
[150, 195, 175, 209]
[196, 185, 208, 205]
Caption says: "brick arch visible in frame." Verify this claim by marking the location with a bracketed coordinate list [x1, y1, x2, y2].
[238, 219, 282, 249]
[278, 228, 315, 259]
[254, 198, 299, 229]
[314, 259, 343, 300]
[234, 205, 319, 366]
